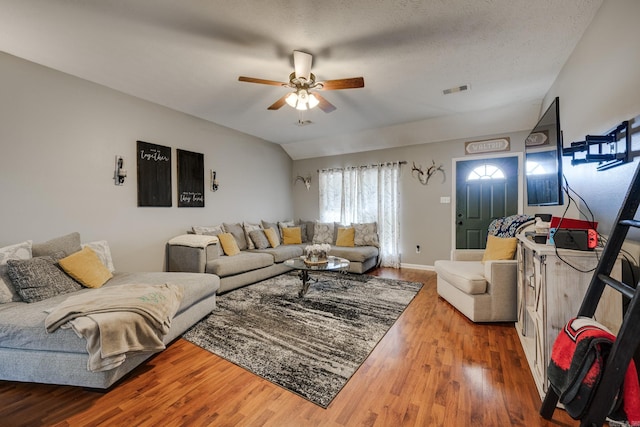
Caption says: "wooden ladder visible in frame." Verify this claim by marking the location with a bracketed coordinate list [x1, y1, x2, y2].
[540, 161, 640, 426]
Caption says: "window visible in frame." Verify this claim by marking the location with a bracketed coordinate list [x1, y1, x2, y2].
[318, 163, 401, 268]
[526, 160, 546, 175]
[467, 164, 505, 181]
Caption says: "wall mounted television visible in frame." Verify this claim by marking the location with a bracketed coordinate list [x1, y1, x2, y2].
[525, 97, 564, 206]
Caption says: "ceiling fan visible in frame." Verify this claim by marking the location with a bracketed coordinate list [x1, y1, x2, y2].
[238, 50, 364, 113]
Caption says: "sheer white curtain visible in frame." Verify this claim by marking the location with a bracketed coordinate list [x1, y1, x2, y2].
[318, 163, 401, 268]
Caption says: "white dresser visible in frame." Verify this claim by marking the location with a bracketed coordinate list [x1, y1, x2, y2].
[515, 233, 622, 398]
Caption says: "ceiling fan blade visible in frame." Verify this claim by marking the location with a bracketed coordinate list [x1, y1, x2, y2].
[312, 93, 337, 113]
[267, 94, 289, 110]
[293, 50, 312, 81]
[321, 77, 365, 90]
[238, 76, 287, 86]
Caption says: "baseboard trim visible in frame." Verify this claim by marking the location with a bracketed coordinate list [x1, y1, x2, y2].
[399, 263, 435, 271]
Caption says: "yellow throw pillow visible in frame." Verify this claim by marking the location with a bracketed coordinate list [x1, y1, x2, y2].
[282, 227, 302, 245]
[482, 235, 518, 262]
[218, 233, 240, 256]
[336, 227, 355, 247]
[58, 246, 113, 288]
[264, 227, 280, 248]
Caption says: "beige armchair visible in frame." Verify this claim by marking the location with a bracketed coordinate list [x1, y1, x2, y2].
[434, 214, 534, 322]
[434, 249, 518, 322]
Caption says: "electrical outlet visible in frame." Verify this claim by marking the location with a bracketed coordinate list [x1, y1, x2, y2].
[416, 245, 421, 253]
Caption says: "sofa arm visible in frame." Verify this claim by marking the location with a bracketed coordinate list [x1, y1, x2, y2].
[483, 259, 517, 285]
[167, 234, 220, 273]
[451, 249, 485, 261]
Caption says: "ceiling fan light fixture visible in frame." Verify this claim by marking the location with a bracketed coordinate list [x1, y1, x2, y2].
[308, 93, 319, 109]
[285, 92, 298, 108]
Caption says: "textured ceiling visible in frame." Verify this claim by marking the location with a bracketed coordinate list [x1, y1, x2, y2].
[0, 0, 602, 159]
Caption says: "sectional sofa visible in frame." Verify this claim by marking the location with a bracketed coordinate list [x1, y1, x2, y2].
[167, 220, 380, 293]
[0, 232, 220, 389]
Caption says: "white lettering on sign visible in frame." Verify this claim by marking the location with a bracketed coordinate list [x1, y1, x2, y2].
[465, 138, 510, 155]
[140, 148, 170, 162]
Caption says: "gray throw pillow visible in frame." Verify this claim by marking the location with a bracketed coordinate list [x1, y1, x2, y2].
[249, 229, 270, 250]
[32, 232, 81, 258]
[7, 256, 83, 303]
[223, 222, 248, 251]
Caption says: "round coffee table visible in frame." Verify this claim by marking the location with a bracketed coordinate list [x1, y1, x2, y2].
[284, 256, 350, 297]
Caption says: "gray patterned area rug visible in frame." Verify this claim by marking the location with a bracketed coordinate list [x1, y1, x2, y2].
[182, 271, 422, 408]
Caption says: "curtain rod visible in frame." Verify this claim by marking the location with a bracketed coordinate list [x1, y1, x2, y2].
[318, 161, 406, 173]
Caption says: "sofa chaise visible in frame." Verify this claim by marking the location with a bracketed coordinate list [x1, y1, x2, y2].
[0, 233, 220, 389]
[167, 220, 380, 293]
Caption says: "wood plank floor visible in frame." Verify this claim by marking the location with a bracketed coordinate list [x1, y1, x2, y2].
[0, 268, 578, 426]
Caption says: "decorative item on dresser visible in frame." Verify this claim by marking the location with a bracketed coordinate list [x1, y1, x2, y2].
[515, 233, 622, 399]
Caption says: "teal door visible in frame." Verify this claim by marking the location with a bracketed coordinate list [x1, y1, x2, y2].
[455, 156, 519, 249]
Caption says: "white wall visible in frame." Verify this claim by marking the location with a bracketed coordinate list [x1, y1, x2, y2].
[293, 130, 530, 268]
[293, 0, 640, 268]
[545, 0, 640, 241]
[0, 52, 294, 272]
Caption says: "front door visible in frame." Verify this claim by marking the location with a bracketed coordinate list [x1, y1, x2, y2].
[455, 156, 519, 249]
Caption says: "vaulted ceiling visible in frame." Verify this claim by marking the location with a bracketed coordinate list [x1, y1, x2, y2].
[0, 0, 602, 159]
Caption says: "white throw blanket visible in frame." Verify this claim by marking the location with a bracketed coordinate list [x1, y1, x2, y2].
[45, 283, 183, 372]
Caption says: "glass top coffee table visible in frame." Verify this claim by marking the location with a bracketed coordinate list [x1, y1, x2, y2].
[284, 256, 350, 297]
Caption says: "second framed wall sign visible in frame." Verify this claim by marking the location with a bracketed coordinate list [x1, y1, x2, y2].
[177, 149, 204, 208]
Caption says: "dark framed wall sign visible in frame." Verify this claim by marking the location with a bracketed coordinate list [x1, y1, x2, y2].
[177, 149, 205, 208]
[137, 141, 172, 207]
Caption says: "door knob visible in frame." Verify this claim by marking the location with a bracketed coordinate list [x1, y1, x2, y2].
[457, 221, 463, 226]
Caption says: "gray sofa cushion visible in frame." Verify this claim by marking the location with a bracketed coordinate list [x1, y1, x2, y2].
[7, 256, 83, 302]
[329, 245, 379, 263]
[434, 260, 487, 294]
[252, 245, 304, 263]
[32, 232, 81, 257]
[0, 271, 218, 354]
[206, 252, 273, 277]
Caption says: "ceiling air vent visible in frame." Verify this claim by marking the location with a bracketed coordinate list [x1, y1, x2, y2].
[443, 84, 470, 95]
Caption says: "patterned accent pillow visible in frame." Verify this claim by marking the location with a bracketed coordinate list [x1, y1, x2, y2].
[7, 256, 82, 303]
[312, 222, 334, 244]
[82, 241, 115, 273]
[32, 232, 81, 258]
[223, 222, 248, 251]
[0, 240, 32, 303]
[192, 225, 224, 236]
[249, 229, 270, 250]
[192, 225, 224, 256]
[352, 222, 379, 247]
[243, 222, 262, 250]
[488, 215, 534, 238]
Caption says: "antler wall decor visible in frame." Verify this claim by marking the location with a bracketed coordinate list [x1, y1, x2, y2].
[411, 161, 446, 185]
[294, 175, 311, 190]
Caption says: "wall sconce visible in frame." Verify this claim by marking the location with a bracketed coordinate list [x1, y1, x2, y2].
[210, 170, 219, 192]
[114, 155, 127, 186]
[294, 174, 311, 190]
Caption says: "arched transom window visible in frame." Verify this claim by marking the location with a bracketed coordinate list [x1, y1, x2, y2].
[466, 164, 505, 181]
[526, 160, 546, 175]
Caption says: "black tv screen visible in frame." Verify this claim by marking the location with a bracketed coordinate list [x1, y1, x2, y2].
[525, 97, 564, 206]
